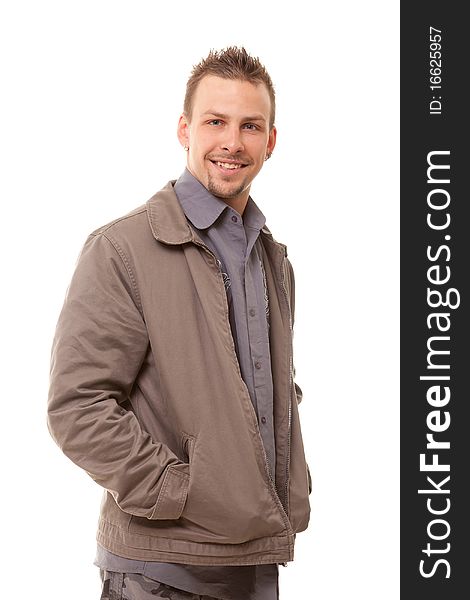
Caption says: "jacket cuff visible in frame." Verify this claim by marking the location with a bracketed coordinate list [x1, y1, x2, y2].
[150, 463, 190, 520]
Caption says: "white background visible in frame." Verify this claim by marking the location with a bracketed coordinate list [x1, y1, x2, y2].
[0, 1, 399, 598]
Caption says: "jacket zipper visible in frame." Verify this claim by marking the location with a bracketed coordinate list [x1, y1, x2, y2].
[277, 248, 294, 568]
[279, 250, 293, 516]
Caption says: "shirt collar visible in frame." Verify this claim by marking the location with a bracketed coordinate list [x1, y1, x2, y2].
[174, 168, 266, 232]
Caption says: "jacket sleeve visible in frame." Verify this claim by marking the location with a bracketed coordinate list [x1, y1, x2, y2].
[47, 232, 189, 520]
[285, 256, 303, 405]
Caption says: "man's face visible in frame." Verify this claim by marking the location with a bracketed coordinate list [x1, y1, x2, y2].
[177, 75, 276, 209]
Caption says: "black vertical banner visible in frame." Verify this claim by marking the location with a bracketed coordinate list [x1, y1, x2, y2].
[401, 3, 469, 598]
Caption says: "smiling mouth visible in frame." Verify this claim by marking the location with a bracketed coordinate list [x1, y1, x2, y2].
[215, 161, 243, 169]
[209, 159, 248, 171]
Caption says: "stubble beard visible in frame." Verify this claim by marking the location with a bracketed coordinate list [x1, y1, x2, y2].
[206, 172, 249, 200]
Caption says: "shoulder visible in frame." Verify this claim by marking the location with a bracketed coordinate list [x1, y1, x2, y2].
[89, 203, 148, 239]
[87, 180, 180, 248]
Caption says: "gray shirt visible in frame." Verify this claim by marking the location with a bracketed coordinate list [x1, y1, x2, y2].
[95, 169, 278, 600]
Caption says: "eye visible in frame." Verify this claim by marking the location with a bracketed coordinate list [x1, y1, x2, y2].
[208, 119, 223, 126]
[243, 123, 258, 130]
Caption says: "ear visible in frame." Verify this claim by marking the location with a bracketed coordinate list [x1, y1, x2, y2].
[177, 114, 190, 148]
[267, 125, 277, 156]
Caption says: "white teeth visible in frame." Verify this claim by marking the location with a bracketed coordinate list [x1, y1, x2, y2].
[216, 162, 242, 169]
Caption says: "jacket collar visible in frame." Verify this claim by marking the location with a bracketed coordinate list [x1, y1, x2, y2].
[146, 180, 194, 245]
[146, 179, 287, 256]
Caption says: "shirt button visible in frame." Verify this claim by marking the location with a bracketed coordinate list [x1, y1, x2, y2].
[231, 215, 238, 223]
[254, 361, 261, 369]
[261, 416, 267, 424]
[249, 308, 256, 317]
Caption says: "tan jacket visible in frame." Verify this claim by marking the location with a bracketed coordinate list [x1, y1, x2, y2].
[47, 181, 311, 566]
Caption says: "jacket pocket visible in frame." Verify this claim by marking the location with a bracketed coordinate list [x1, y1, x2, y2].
[181, 432, 196, 463]
[147, 432, 195, 520]
[149, 442, 191, 521]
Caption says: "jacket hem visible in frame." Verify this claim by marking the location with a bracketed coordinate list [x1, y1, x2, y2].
[97, 518, 295, 566]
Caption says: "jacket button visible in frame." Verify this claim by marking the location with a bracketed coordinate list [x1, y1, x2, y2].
[261, 416, 267, 424]
[231, 215, 238, 223]
[249, 308, 256, 317]
[254, 361, 261, 369]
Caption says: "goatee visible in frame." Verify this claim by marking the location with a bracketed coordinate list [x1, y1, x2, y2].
[206, 174, 248, 200]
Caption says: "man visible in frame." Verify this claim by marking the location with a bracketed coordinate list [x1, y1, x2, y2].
[48, 47, 311, 600]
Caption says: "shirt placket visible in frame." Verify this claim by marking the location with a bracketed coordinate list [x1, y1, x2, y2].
[244, 231, 276, 480]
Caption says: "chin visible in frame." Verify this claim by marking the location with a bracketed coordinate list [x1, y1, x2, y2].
[209, 182, 247, 200]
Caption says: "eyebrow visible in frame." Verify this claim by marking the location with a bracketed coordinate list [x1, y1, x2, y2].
[201, 111, 266, 122]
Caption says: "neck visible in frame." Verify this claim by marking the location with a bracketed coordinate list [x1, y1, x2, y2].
[221, 194, 249, 216]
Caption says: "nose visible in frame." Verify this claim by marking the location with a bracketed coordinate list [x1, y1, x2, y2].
[220, 125, 244, 154]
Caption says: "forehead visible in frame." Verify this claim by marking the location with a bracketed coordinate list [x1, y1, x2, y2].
[192, 75, 271, 120]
